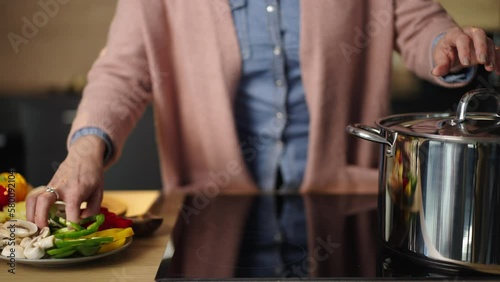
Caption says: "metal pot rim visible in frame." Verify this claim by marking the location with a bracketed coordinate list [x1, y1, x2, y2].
[375, 112, 500, 144]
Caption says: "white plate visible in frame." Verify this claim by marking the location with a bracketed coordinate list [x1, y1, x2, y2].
[0, 237, 132, 267]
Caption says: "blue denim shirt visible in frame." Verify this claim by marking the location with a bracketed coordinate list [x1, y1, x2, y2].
[231, 0, 308, 192]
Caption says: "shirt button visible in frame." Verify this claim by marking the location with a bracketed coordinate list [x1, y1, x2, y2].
[275, 79, 284, 87]
[273, 46, 281, 56]
[266, 5, 275, 12]
[277, 140, 284, 147]
[275, 112, 284, 119]
[273, 233, 282, 242]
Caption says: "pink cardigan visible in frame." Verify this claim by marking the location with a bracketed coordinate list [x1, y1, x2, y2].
[69, 0, 463, 194]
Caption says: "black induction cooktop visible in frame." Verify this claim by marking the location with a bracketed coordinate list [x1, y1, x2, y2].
[155, 194, 499, 281]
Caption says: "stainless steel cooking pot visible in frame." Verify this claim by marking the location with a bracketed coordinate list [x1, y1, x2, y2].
[347, 88, 500, 274]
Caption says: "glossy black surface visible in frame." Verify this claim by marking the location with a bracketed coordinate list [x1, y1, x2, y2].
[155, 194, 500, 281]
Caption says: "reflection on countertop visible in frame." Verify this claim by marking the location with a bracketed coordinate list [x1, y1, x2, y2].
[159, 194, 378, 279]
[155, 193, 500, 281]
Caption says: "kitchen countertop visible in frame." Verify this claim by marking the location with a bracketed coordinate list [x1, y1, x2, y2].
[2, 190, 500, 281]
[155, 193, 500, 281]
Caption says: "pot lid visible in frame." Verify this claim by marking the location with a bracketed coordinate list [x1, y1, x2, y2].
[378, 89, 500, 142]
[438, 115, 500, 138]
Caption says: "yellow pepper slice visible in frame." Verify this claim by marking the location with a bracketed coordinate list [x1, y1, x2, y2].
[92, 227, 134, 254]
[98, 238, 126, 254]
[115, 227, 134, 240]
[84, 227, 134, 241]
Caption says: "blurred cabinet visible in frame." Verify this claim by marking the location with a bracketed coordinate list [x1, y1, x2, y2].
[0, 95, 161, 190]
[438, 0, 500, 32]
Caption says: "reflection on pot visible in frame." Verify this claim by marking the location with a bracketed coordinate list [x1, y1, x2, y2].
[387, 135, 421, 213]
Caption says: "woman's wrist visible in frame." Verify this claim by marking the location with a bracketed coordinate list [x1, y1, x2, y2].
[68, 135, 107, 165]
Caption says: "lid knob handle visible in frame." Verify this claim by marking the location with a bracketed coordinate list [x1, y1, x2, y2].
[456, 88, 500, 123]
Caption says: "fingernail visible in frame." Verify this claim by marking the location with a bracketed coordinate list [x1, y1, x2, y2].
[463, 57, 470, 66]
[480, 54, 487, 64]
[431, 68, 437, 76]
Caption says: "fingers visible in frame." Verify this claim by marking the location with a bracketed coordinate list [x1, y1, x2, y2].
[80, 187, 103, 218]
[33, 189, 58, 227]
[432, 43, 457, 76]
[453, 32, 472, 66]
[433, 26, 499, 76]
[485, 39, 496, 72]
[55, 168, 82, 223]
[57, 175, 83, 223]
[26, 187, 45, 223]
[64, 200, 82, 224]
[464, 27, 488, 65]
[432, 27, 463, 76]
[432, 49, 452, 76]
[463, 26, 498, 72]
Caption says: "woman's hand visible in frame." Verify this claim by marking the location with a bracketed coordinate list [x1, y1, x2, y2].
[26, 135, 106, 228]
[432, 26, 500, 76]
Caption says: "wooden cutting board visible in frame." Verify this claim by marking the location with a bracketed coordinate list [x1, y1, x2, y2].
[28, 187, 161, 217]
[103, 190, 161, 217]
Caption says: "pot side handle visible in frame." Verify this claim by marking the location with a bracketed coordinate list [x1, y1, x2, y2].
[346, 124, 393, 147]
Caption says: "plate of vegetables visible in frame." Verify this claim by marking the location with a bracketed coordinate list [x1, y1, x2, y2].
[0, 206, 134, 267]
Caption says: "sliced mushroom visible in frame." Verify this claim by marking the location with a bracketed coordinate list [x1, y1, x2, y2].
[2, 237, 21, 246]
[23, 244, 45, 260]
[1, 245, 25, 259]
[28, 227, 52, 247]
[18, 228, 54, 259]
[34, 235, 54, 250]
[20, 237, 32, 248]
[0, 220, 38, 238]
[38, 227, 50, 238]
[1, 237, 22, 250]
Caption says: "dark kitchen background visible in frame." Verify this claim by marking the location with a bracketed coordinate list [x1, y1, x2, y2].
[0, 0, 499, 189]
